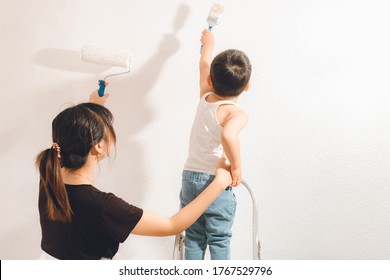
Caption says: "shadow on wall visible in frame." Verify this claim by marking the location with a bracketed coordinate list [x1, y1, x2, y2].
[29, 4, 190, 249]
[106, 4, 189, 207]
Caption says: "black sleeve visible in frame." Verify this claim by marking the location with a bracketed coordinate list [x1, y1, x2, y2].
[100, 193, 143, 243]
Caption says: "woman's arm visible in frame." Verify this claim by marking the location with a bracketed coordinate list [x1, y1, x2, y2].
[131, 157, 232, 236]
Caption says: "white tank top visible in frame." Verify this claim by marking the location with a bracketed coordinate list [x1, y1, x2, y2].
[184, 92, 237, 175]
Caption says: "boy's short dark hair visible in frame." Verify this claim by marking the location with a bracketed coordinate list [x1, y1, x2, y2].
[210, 49, 252, 98]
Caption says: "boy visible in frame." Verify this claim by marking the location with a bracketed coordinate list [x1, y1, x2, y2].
[180, 29, 252, 260]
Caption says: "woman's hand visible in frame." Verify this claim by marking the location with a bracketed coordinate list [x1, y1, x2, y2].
[89, 90, 110, 106]
[215, 156, 233, 188]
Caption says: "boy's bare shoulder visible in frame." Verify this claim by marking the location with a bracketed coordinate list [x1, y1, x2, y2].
[217, 104, 248, 127]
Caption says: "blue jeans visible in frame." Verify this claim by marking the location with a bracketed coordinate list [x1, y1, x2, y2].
[180, 170, 237, 260]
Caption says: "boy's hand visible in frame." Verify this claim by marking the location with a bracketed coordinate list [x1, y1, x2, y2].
[89, 90, 110, 106]
[230, 166, 242, 187]
[200, 29, 215, 50]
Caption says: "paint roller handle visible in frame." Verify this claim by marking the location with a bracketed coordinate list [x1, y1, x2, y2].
[98, 80, 109, 97]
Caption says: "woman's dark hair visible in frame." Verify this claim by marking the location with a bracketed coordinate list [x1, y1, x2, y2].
[36, 103, 116, 222]
[210, 49, 252, 98]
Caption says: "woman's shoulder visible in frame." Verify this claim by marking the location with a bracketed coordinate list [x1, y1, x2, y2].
[65, 184, 141, 213]
[66, 184, 112, 207]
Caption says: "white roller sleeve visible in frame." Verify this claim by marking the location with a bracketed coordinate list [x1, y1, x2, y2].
[80, 45, 132, 68]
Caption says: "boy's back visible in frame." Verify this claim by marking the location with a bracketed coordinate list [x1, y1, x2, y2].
[184, 93, 241, 175]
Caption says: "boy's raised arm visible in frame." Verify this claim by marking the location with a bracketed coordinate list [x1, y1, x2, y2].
[199, 29, 215, 98]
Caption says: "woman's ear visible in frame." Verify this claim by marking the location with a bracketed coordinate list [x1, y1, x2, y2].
[90, 141, 104, 156]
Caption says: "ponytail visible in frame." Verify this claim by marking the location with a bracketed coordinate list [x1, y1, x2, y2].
[36, 146, 72, 223]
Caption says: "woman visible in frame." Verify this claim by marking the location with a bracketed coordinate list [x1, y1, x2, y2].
[36, 91, 232, 260]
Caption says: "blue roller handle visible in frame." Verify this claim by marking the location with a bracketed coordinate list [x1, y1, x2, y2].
[98, 80, 107, 97]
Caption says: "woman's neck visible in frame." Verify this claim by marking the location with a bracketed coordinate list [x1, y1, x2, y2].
[61, 157, 96, 185]
[62, 167, 94, 185]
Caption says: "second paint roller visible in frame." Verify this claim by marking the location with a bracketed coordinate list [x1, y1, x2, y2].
[80, 45, 133, 96]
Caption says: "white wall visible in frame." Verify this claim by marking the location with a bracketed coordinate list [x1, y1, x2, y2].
[1, 0, 389, 259]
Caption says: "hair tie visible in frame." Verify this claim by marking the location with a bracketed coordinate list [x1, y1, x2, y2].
[51, 143, 61, 158]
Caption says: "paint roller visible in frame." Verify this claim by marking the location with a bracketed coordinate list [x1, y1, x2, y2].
[80, 45, 132, 96]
